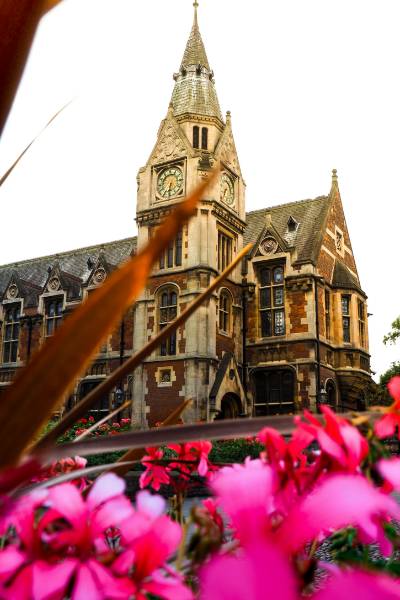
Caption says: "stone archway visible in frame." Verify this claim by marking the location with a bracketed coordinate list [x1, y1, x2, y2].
[214, 393, 242, 420]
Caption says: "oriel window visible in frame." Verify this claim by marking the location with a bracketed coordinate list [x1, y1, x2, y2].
[159, 288, 178, 356]
[2, 304, 20, 363]
[45, 297, 63, 337]
[341, 294, 351, 343]
[259, 266, 285, 337]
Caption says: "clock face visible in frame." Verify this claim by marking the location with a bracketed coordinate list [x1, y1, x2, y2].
[220, 173, 235, 206]
[157, 166, 184, 199]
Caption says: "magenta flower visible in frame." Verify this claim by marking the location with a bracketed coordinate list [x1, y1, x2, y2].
[140, 447, 171, 491]
[313, 569, 400, 599]
[200, 539, 298, 600]
[388, 376, 400, 402]
[378, 457, 400, 492]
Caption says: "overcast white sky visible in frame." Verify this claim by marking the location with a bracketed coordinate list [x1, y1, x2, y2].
[0, 0, 399, 379]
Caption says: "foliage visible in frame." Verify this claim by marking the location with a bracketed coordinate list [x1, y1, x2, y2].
[209, 438, 263, 463]
[384, 316, 400, 345]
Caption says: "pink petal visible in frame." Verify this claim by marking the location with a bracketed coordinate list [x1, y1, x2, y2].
[48, 483, 86, 527]
[87, 473, 126, 511]
[375, 414, 397, 439]
[314, 569, 400, 599]
[87, 559, 135, 599]
[91, 495, 134, 537]
[378, 457, 400, 491]
[0, 546, 26, 582]
[197, 457, 208, 477]
[4, 564, 32, 599]
[212, 459, 275, 544]
[33, 559, 77, 600]
[136, 490, 165, 518]
[278, 474, 400, 553]
[72, 563, 102, 600]
[143, 571, 193, 600]
[388, 377, 400, 402]
[200, 541, 298, 600]
[131, 516, 182, 579]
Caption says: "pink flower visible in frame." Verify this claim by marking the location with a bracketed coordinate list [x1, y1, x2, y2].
[277, 474, 400, 555]
[294, 406, 368, 471]
[112, 422, 121, 429]
[388, 376, 400, 402]
[89, 416, 95, 423]
[211, 459, 276, 545]
[200, 540, 298, 600]
[314, 569, 400, 599]
[140, 447, 171, 491]
[378, 457, 400, 492]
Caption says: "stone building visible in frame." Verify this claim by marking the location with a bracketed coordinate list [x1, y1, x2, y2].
[0, 5, 371, 423]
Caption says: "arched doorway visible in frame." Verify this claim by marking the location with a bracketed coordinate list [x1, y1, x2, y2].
[215, 393, 242, 420]
[252, 368, 295, 416]
[325, 379, 337, 409]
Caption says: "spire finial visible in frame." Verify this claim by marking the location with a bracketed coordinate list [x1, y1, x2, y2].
[332, 168, 338, 184]
[193, 0, 199, 25]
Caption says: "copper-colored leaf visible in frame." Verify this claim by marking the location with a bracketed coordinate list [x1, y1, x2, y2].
[0, 173, 216, 468]
[35, 411, 380, 465]
[0, 0, 63, 134]
[36, 241, 251, 448]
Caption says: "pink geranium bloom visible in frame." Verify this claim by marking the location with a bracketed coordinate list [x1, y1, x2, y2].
[168, 441, 214, 479]
[211, 459, 276, 545]
[140, 447, 171, 491]
[294, 406, 368, 471]
[374, 377, 400, 439]
[378, 457, 400, 492]
[200, 540, 298, 600]
[314, 569, 400, 599]
[277, 474, 400, 555]
[388, 376, 400, 402]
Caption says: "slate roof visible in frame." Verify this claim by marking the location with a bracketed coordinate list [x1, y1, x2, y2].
[244, 196, 330, 265]
[171, 9, 223, 121]
[332, 260, 363, 294]
[0, 237, 137, 302]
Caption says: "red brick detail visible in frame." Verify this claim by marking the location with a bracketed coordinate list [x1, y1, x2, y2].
[288, 290, 308, 334]
[144, 361, 185, 426]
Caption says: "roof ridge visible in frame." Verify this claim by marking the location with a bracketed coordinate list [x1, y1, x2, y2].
[245, 195, 328, 217]
[0, 236, 137, 270]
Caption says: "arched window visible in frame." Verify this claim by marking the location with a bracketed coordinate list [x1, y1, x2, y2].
[218, 291, 231, 333]
[193, 126, 199, 149]
[2, 304, 20, 363]
[201, 127, 208, 150]
[45, 297, 63, 337]
[159, 288, 178, 356]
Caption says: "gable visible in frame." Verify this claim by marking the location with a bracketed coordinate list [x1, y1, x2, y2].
[214, 118, 242, 177]
[147, 109, 193, 166]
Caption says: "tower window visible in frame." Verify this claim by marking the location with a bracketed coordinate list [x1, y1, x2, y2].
[217, 230, 234, 271]
[258, 266, 285, 337]
[193, 126, 199, 149]
[159, 228, 183, 269]
[159, 288, 178, 356]
[2, 304, 20, 363]
[341, 294, 351, 343]
[201, 127, 208, 150]
[325, 290, 331, 340]
[358, 299, 366, 348]
[45, 297, 63, 337]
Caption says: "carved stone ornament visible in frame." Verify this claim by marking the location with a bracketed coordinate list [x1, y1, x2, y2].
[152, 123, 186, 164]
[7, 284, 18, 299]
[259, 236, 278, 256]
[48, 277, 60, 291]
[219, 132, 240, 174]
[93, 268, 106, 284]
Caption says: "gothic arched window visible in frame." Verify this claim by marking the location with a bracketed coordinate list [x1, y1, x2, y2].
[158, 287, 178, 356]
[201, 127, 208, 150]
[193, 126, 199, 149]
[218, 291, 231, 334]
[2, 304, 20, 363]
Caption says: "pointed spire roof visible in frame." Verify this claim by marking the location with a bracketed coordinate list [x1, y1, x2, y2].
[180, 2, 210, 70]
[170, 2, 223, 122]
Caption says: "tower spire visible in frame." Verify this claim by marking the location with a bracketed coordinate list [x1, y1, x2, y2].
[193, 0, 199, 26]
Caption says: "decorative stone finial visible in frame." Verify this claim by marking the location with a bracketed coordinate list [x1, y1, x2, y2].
[193, 0, 199, 25]
[332, 168, 338, 183]
[226, 110, 231, 124]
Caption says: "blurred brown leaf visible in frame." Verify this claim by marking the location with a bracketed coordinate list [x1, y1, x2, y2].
[0, 172, 216, 468]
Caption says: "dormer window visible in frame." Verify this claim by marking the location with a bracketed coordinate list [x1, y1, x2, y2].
[193, 126, 199, 149]
[45, 297, 63, 337]
[287, 216, 298, 233]
[2, 304, 20, 363]
[201, 127, 208, 150]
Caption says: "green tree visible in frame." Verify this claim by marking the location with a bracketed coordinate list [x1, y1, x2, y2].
[383, 317, 400, 345]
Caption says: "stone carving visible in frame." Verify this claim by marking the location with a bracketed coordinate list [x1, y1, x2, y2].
[152, 122, 186, 164]
[93, 268, 106, 284]
[259, 237, 278, 256]
[218, 130, 240, 174]
[48, 277, 60, 291]
[7, 284, 18, 299]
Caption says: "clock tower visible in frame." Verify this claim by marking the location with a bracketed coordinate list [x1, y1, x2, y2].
[133, 2, 248, 426]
